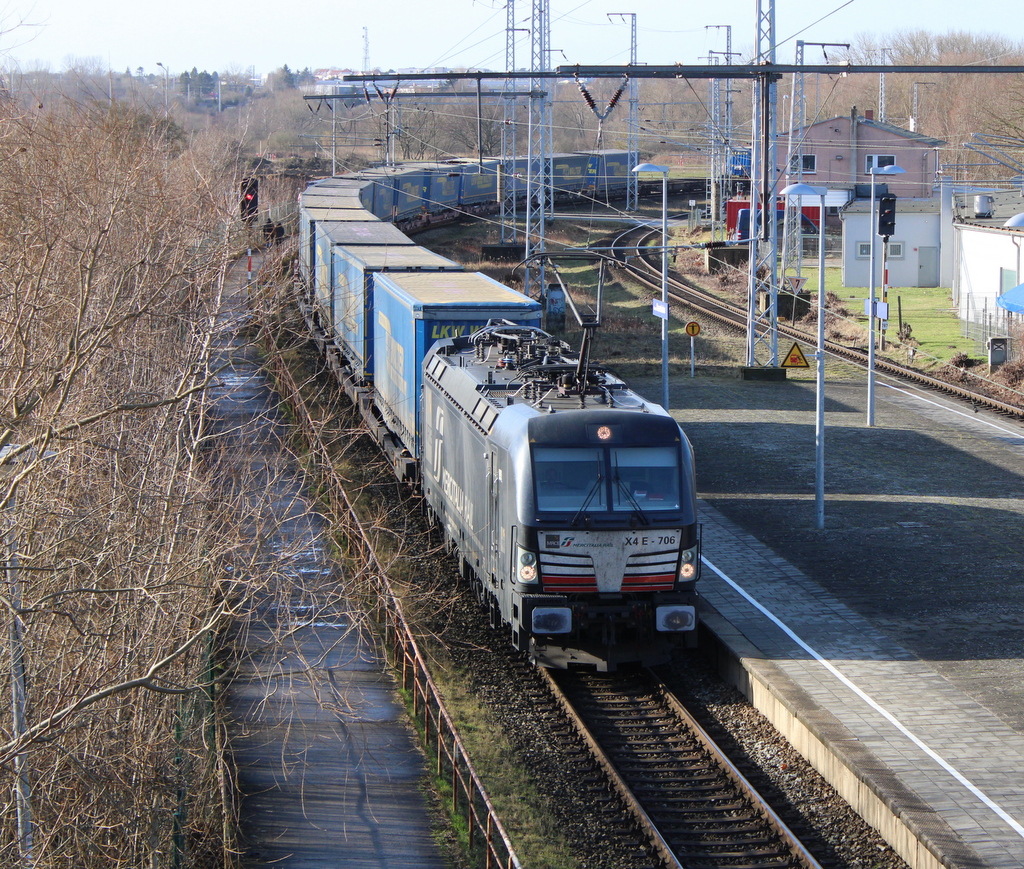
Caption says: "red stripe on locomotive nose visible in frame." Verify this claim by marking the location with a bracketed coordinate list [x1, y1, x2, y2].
[542, 575, 598, 591]
[543, 574, 676, 592]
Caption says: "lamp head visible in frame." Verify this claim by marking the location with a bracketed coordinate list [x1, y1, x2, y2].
[781, 182, 827, 197]
[632, 162, 669, 175]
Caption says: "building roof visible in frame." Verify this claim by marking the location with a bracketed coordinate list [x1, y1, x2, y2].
[841, 198, 942, 215]
[953, 188, 1024, 229]
[854, 115, 946, 148]
[783, 114, 946, 149]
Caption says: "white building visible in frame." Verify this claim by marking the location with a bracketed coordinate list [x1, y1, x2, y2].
[951, 189, 1024, 337]
[839, 199, 943, 288]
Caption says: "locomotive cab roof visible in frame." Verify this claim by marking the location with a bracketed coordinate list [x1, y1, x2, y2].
[426, 321, 667, 419]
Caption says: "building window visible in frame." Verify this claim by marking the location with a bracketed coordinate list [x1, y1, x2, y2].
[866, 154, 896, 173]
[789, 153, 817, 174]
[857, 240, 903, 259]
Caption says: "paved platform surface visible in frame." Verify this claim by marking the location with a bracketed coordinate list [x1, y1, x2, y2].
[651, 366, 1024, 869]
[210, 255, 447, 868]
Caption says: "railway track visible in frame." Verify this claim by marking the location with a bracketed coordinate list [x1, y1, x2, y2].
[613, 226, 1024, 420]
[542, 668, 823, 869]
[275, 260, 909, 869]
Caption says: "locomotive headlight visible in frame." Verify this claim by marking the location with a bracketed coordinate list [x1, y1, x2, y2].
[518, 549, 539, 583]
[532, 607, 572, 634]
[656, 605, 696, 632]
[678, 547, 699, 580]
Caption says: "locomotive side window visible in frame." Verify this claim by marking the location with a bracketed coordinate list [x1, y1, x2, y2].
[611, 446, 681, 511]
[533, 447, 605, 512]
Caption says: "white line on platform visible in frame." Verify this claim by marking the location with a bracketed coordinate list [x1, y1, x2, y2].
[880, 381, 1024, 438]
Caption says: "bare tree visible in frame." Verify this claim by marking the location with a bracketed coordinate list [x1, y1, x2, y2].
[0, 92, 243, 867]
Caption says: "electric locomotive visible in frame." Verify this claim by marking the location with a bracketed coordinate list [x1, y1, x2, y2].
[420, 322, 700, 670]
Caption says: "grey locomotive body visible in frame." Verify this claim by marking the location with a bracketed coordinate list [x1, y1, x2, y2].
[420, 323, 700, 670]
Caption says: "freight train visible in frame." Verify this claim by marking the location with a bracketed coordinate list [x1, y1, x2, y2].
[295, 149, 634, 233]
[294, 153, 701, 670]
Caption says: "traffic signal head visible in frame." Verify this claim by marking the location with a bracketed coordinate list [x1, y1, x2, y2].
[877, 194, 896, 238]
[240, 178, 259, 221]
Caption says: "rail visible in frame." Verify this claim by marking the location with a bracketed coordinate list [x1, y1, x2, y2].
[543, 668, 824, 869]
[255, 281, 522, 869]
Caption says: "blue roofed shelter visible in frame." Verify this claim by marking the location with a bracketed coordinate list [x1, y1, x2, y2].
[996, 282, 1024, 313]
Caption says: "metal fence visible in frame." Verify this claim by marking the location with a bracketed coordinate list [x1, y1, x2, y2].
[962, 309, 1019, 359]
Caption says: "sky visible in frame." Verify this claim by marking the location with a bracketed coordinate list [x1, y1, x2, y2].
[2, 0, 1022, 79]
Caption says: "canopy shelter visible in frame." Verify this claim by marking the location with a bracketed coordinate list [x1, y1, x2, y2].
[997, 282, 1024, 313]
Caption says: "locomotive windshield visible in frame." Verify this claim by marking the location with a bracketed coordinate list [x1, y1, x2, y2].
[533, 445, 681, 513]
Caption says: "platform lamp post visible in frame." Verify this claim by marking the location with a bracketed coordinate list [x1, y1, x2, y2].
[782, 182, 828, 529]
[2, 444, 56, 867]
[632, 163, 670, 410]
[866, 163, 905, 426]
[155, 62, 168, 116]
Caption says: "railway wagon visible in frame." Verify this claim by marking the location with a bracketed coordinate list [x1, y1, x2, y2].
[453, 159, 502, 206]
[420, 323, 700, 670]
[315, 243, 462, 386]
[550, 152, 590, 198]
[297, 180, 379, 283]
[423, 165, 465, 213]
[371, 273, 542, 477]
[581, 149, 630, 198]
[311, 220, 415, 335]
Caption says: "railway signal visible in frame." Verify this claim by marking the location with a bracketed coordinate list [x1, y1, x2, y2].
[877, 194, 896, 238]
[240, 177, 259, 223]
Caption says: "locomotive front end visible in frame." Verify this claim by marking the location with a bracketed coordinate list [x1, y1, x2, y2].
[513, 411, 700, 670]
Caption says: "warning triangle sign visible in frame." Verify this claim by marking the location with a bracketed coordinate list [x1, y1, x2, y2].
[781, 341, 810, 368]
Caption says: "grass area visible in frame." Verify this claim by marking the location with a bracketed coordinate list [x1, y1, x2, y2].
[795, 266, 967, 367]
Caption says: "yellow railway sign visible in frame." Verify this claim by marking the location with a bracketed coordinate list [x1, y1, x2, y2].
[781, 341, 810, 368]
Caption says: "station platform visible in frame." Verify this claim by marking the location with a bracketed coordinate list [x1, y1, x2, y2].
[661, 368, 1024, 869]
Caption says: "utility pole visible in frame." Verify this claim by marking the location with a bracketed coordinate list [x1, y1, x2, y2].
[2, 444, 56, 868]
[609, 13, 639, 211]
[706, 25, 736, 240]
[746, 0, 780, 368]
[525, 0, 552, 297]
[500, 2, 522, 243]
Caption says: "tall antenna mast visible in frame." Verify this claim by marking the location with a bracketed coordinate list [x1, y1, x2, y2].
[363, 27, 371, 74]
[879, 47, 889, 123]
[781, 40, 807, 285]
[706, 25, 736, 240]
